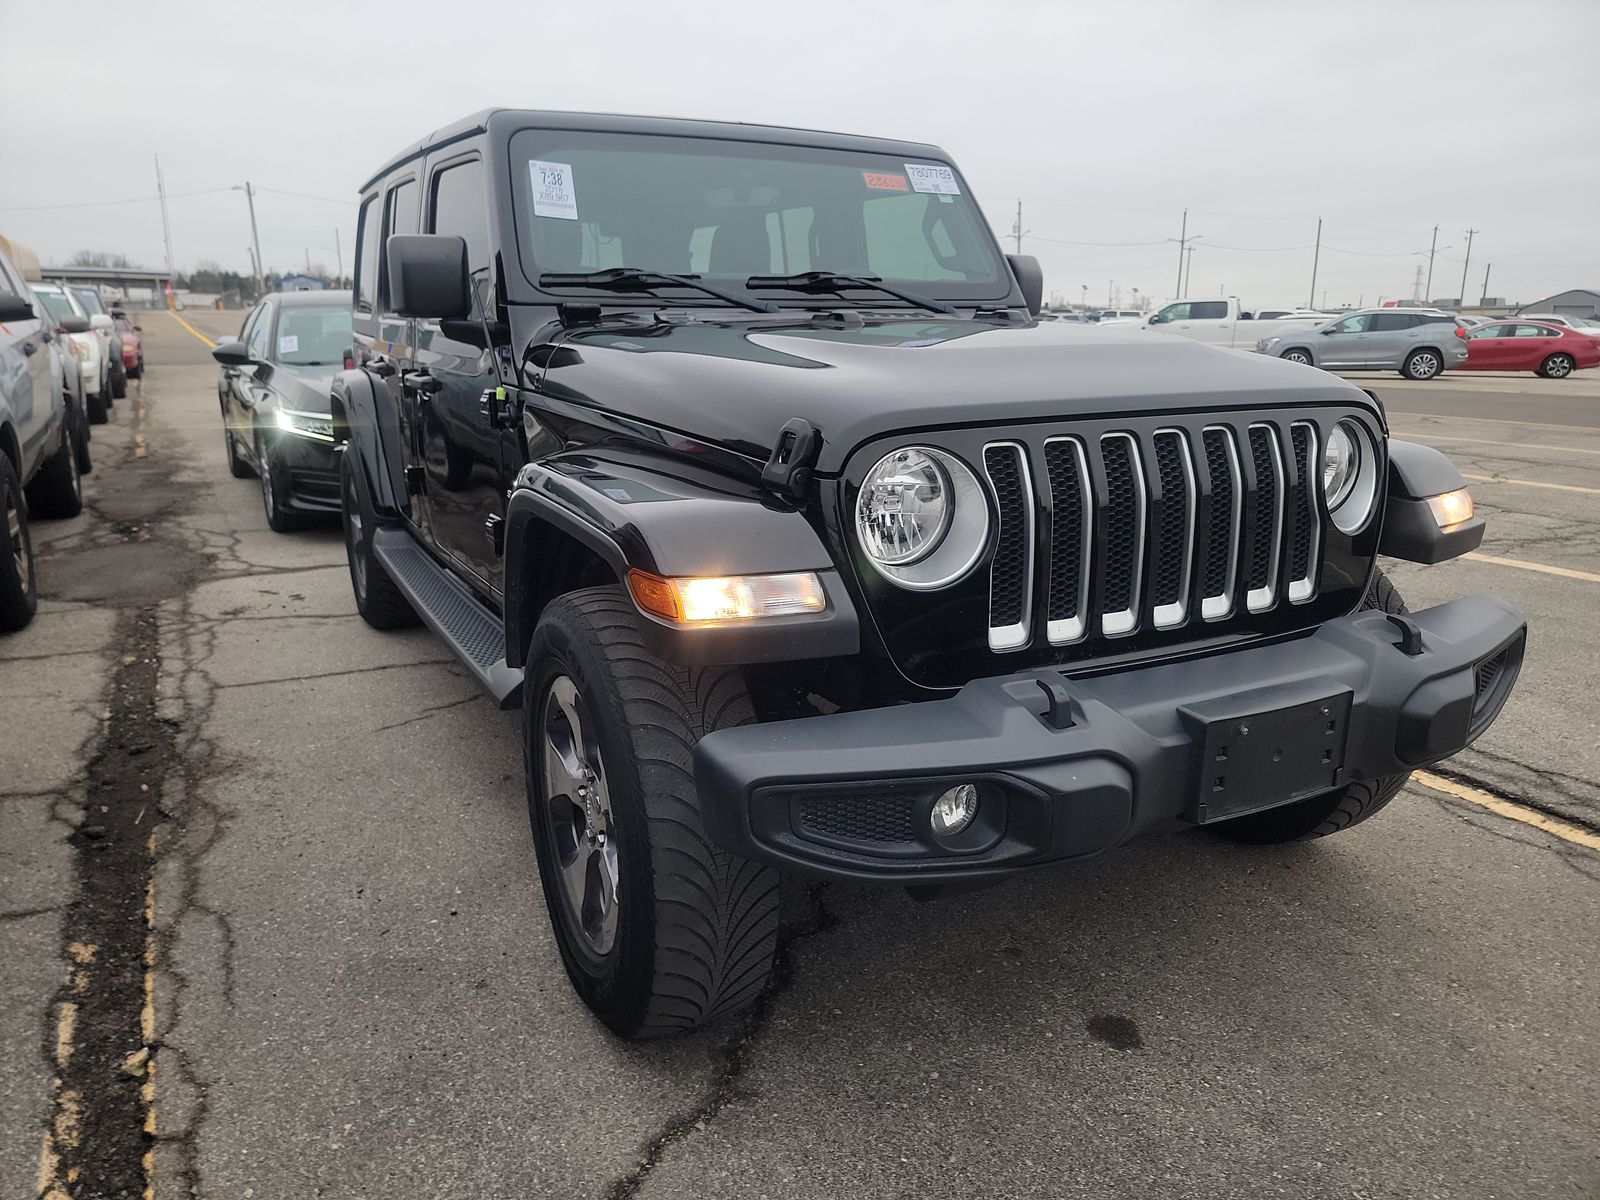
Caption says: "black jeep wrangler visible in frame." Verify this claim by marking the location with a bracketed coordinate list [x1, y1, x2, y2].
[335, 109, 1525, 1039]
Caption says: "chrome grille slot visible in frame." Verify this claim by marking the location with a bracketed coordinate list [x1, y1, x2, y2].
[1245, 424, 1284, 613]
[1097, 433, 1146, 636]
[982, 443, 1033, 651]
[1287, 422, 1320, 602]
[1150, 430, 1196, 629]
[1199, 426, 1242, 620]
[1042, 437, 1091, 644]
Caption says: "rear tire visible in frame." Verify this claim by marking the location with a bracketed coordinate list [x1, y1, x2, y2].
[525, 587, 780, 1039]
[1539, 353, 1575, 379]
[110, 365, 127, 400]
[25, 432, 83, 520]
[0, 455, 38, 632]
[339, 453, 418, 630]
[1279, 347, 1314, 366]
[1208, 570, 1411, 844]
[1402, 349, 1443, 380]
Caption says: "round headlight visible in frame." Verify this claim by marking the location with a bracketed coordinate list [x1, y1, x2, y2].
[854, 447, 989, 591]
[1322, 423, 1357, 509]
[857, 448, 952, 565]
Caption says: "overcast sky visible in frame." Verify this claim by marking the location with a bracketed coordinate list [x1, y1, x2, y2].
[3, 0, 1596, 309]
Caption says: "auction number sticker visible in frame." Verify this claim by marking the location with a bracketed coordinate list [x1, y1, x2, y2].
[530, 160, 578, 220]
[863, 171, 909, 191]
[278, 334, 299, 354]
[905, 162, 961, 195]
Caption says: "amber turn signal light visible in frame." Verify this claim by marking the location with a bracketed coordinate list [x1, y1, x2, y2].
[627, 569, 826, 624]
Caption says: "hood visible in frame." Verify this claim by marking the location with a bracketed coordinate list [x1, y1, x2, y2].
[269, 363, 339, 413]
[532, 315, 1376, 473]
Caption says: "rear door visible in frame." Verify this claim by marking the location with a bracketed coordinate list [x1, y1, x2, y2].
[1318, 312, 1372, 367]
[413, 151, 506, 589]
[1367, 311, 1420, 368]
[1514, 323, 1563, 371]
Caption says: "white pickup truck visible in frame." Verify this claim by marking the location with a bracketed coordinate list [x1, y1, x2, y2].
[1138, 298, 1329, 350]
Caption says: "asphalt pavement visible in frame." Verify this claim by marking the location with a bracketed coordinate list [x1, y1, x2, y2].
[3, 312, 1597, 1199]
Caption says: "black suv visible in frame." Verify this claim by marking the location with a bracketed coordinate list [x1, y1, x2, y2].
[335, 110, 1525, 1039]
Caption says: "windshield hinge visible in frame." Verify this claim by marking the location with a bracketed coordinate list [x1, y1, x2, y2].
[761, 417, 821, 505]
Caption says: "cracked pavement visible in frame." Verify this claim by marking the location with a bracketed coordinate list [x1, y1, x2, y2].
[2, 316, 1597, 1199]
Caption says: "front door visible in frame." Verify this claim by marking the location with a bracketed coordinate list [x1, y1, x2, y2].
[373, 176, 424, 537]
[412, 153, 511, 591]
[1466, 324, 1515, 370]
[1318, 312, 1372, 368]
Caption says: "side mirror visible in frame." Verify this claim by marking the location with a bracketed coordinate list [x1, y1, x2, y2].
[1005, 253, 1044, 317]
[0, 292, 36, 322]
[1320, 327, 1336, 335]
[211, 340, 257, 368]
[387, 234, 471, 319]
[58, 315, 91, 334]
[89, 313, 114, 332]
[1147, 313, 1166, 325]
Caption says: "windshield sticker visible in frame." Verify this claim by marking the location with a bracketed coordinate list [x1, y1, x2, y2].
[905, 162, 961, 195]
[278, 334, 299, 354]
[530, 160, 578, 221]
[863, 171, 909, 192]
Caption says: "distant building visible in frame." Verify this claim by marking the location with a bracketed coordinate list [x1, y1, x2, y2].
[277, 274, 327, 293]
[1516, 288, 1600, 319]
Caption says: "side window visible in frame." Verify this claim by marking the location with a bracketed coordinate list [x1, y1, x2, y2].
[1333, 314, 1373, 334]
[429, 159, 490, 287]
[1372, 312, 1412, 331]
[1471, 324, 1508, 338]
[378, 178, 419, 313]
[1158, 303, 1190, 321]
[1189, 300, 1229, 320]
[1516, 324, 1554, 338]
[355, 194, 380, 314]
[246, 305, 272, 359]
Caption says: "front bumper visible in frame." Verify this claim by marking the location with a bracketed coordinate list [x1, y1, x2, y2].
[696, 594, 1525, 884]
[270, 432, 342, 512]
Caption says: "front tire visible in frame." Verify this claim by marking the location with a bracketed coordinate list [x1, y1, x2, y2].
[525, 587, 780, 1039]
[0, 455, 38, 632]
[86, 387, 109, 425]
[338, 453, 418, 630]
[1280, 347, 1314, 366]
[1402, 349, 1442, 380]
[255, 429, 304, 532]
[1539, 353, 1575, 379]
[1209, 570, 1411, 844]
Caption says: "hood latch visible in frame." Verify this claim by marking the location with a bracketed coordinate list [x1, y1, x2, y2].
[761, 417, 821, 505]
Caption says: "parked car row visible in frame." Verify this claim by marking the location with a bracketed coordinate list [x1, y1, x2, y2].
[0, 240, 90, 632]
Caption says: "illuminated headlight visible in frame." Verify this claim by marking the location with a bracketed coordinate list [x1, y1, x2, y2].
[627, 569, 826, 624]
[1427, 487, 1474, 528]
[275, 407, 336, 442]
[1324, 419, 1379, 534]
[854, 447, 988, 590]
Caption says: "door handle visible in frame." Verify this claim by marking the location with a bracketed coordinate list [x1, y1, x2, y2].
[22, 341, 37, 356]
[402, 370, 442, 397]
[368, 359, 396, 379]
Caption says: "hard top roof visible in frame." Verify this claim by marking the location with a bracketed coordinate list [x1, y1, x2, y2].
[357, 108, 948, 195]
[271, 289, 352, 307]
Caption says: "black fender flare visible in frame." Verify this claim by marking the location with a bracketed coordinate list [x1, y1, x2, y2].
[1379, 439, 1485, 564]
[329, 368, 407, 520]
[503, 457, 859, 668]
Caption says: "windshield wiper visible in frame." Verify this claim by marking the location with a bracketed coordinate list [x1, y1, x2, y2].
[745, 271, 957, 316]
[538, 267, 777, 314]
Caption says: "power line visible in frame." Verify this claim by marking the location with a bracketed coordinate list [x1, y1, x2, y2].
[0, 187, 233, 212]
[252, 185, 353, 206]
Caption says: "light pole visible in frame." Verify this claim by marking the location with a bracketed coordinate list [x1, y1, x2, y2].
[233, 183, 265, 299]
[1459, 229, 1479, 308]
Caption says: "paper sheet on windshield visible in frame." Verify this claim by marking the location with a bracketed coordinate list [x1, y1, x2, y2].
[278, 335, 299, 354]
[530, 161, 578, 220]
[905, 163, 961, 195]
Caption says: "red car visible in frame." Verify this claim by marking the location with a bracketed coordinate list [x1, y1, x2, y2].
[111, 308, 144, 379]
[1462, 320, 1600, 378]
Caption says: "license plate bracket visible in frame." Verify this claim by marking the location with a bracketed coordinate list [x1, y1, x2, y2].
[1179, 680, 1353, 824]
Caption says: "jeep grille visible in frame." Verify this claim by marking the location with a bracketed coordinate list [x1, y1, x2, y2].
[982, 420, 1323, 652]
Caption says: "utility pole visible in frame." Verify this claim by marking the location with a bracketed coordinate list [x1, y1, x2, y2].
[1423, 224, 1439, 302]
[1481, 262, 1492, 305]
[1107, 280, 1113, 308]
[1011, 200, 1027, 255]
[1308, 217, 1322, 309]
[154, 154, 176, 304]
[1183, 244, 1195, 299]
[246, 247, 258, 284]
[1411, 264, 1424, 303]
[236, 182, 265, 299]
[1459, 228, 1479, 308]
[335, 228, 344, 285]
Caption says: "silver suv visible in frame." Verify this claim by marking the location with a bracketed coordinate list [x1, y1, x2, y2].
[1258, 309, 1469, 379]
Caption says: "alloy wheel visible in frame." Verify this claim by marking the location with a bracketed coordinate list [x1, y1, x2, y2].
[540, 675, 620, 955]
[1409, 351, 1440, 380]
[1547, 355, 1573, 379]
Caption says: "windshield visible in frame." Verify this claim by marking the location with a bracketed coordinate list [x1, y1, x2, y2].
[510, 130, 1007, 305]
[72, 288, 106, 316]
[33, 289, 79, 323]
[272, 306, 352, 366]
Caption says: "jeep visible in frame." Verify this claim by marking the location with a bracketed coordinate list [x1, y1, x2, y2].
[334, 109, 1526, 1039]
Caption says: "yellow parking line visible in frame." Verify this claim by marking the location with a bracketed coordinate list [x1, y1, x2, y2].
[1462, 552, 1600, 583]
[1461, 472, 1600, 496]
[167, 310, 215, 348]
[1413, 770, 1600, 853]
[1395, 432, 1600, 458]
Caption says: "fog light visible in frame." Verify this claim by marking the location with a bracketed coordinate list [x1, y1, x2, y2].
[930, 784, 979, 838]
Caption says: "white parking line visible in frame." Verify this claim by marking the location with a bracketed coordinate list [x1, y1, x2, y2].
[1461, 553, 1600, 584]
[1391, 432, 1600, 458]
[1461, 473, 1600, 497]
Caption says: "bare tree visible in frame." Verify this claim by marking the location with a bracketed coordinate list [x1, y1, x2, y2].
[69, 250, 134, 269]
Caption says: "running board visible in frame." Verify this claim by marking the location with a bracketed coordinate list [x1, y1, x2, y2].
[372, 527, 523, 709]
